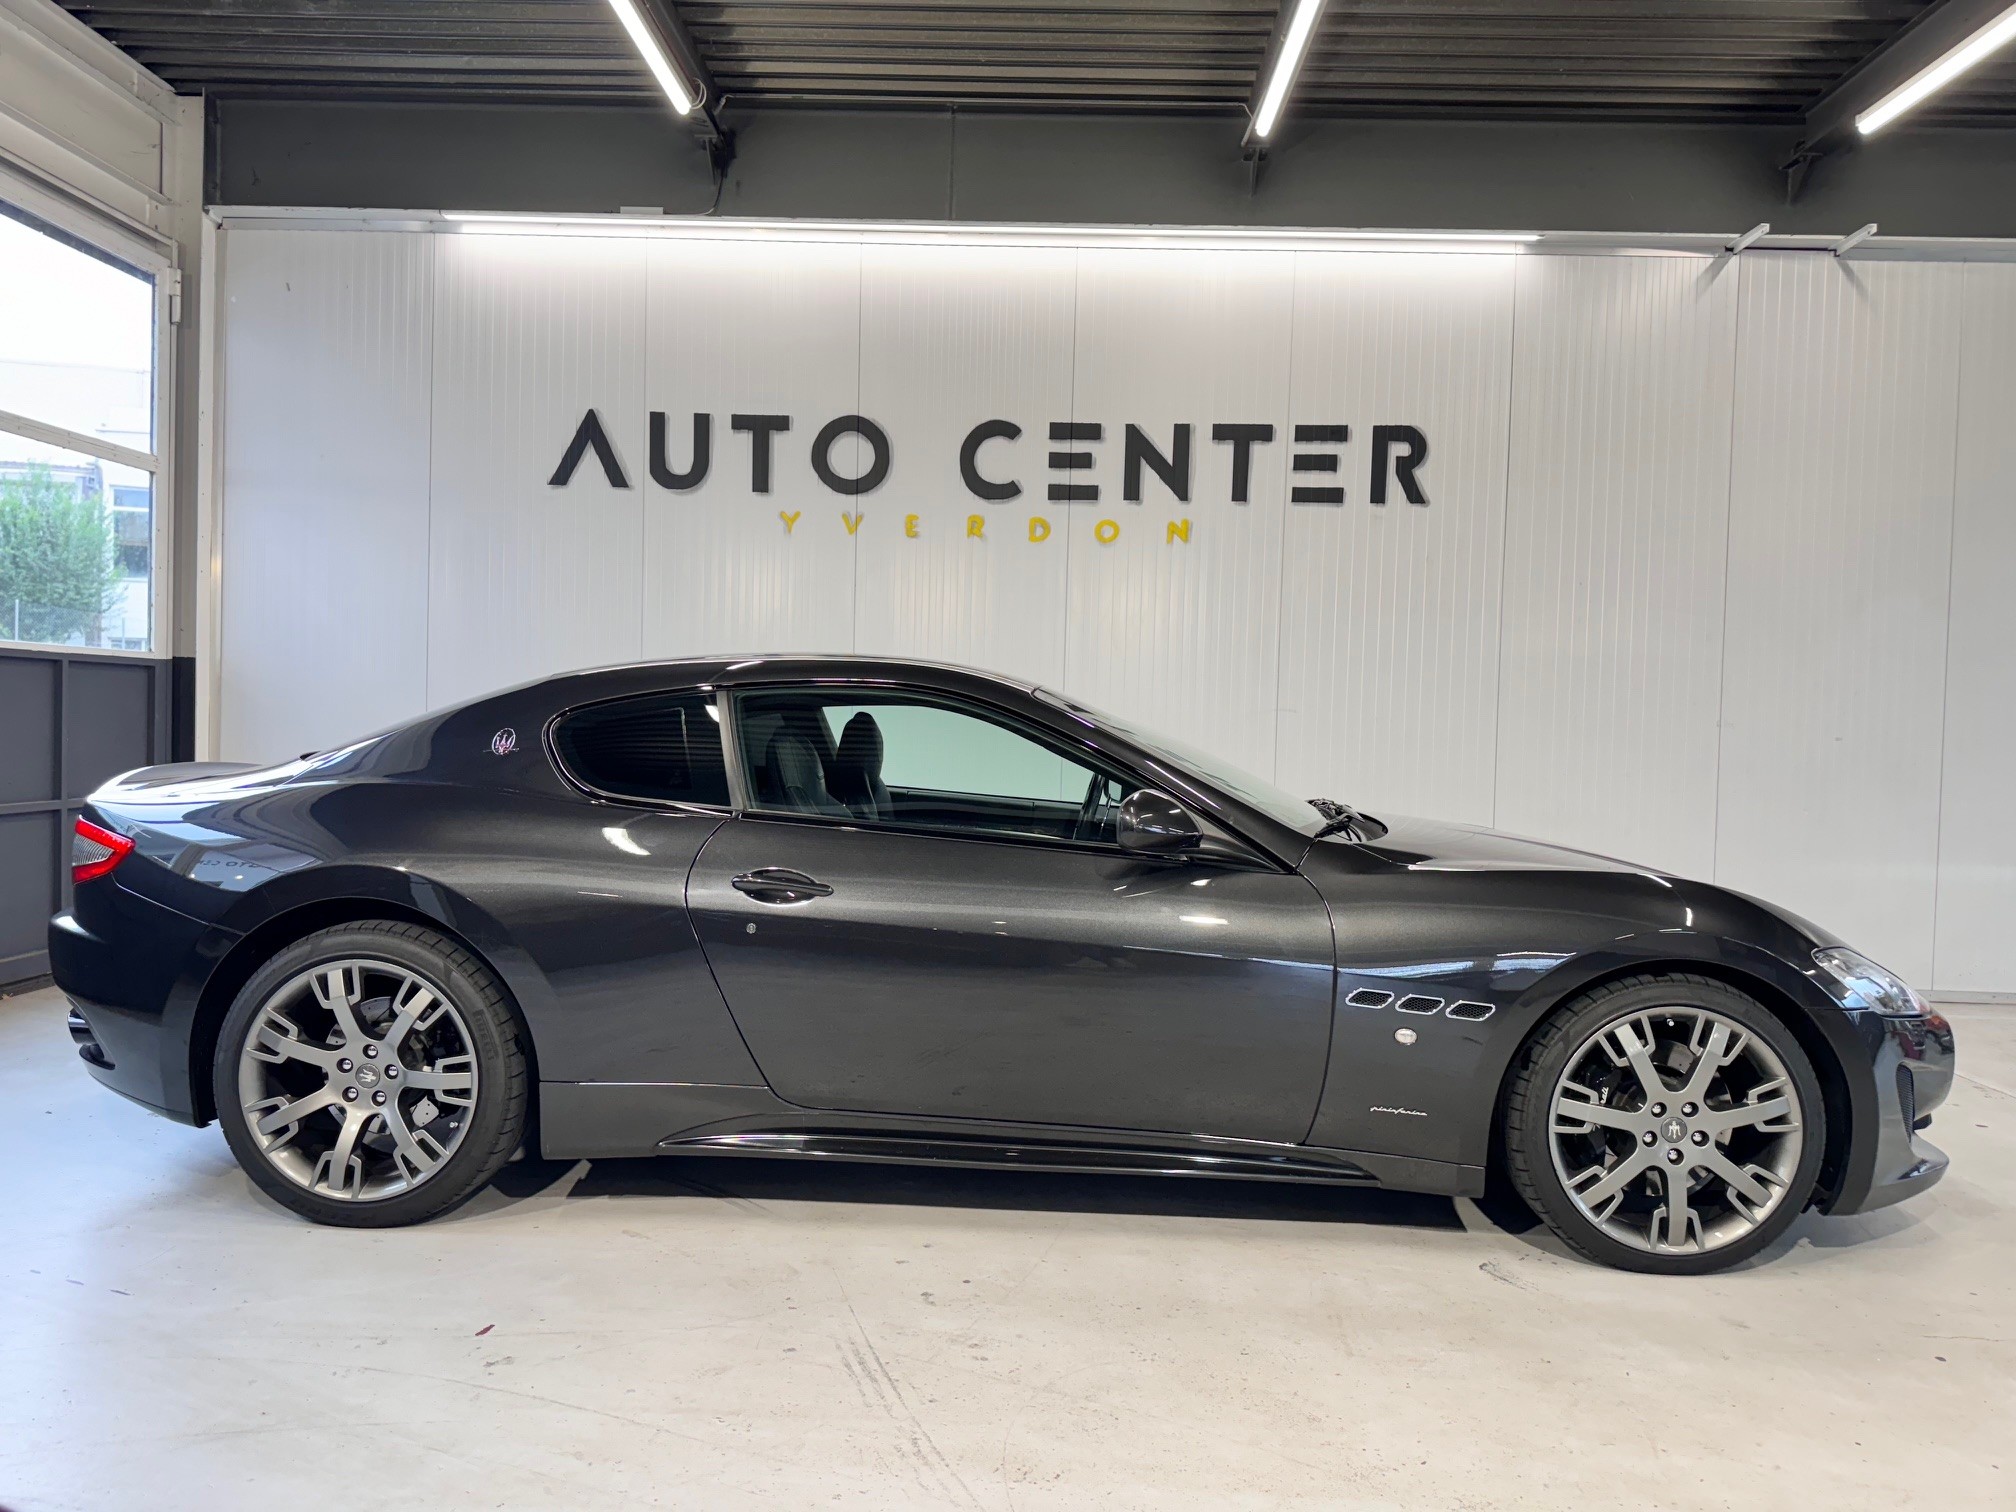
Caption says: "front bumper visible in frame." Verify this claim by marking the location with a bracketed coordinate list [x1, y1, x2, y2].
[1823, 1008, 1955, 1216]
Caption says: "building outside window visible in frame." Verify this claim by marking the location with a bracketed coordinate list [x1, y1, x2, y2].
[0, 206, 158, 653]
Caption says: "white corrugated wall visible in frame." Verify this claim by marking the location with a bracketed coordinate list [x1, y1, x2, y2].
[215, 227, 2016, 994]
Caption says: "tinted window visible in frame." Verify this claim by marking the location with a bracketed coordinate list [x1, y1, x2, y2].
[552, 691, 729, 806]
[734, 688, 1134, 844]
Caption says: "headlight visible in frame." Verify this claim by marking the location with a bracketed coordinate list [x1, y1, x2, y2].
[1812, 947, 1929, 1017]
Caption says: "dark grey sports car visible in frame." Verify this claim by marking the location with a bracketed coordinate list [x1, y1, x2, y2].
[50, 655, 1953, 1273]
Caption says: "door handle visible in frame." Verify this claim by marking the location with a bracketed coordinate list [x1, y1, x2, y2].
[730, 867, 834, 904]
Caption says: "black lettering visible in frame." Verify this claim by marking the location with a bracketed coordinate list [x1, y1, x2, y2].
[1372, 424, 1429, 505]
[648, 411, 710, 490]
[1047, 420, 1102, 503]
[1290, 423, 1348, 506]
[549, 408, 629, 489]
[810, 415, 891, 495]
[1123, 423, 1192, 504]
[731, 414, 791, 494]
[959, 419, 1022, 501]
[1211, 423, 1274, 504]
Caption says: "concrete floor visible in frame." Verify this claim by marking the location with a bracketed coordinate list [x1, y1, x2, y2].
[1, 985, 2010, 1512]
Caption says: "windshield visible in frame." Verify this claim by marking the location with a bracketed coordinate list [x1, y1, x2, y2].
[1033, 687, 1326, 836]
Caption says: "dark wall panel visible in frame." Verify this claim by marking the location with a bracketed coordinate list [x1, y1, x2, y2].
[0, 647, 170, 988]
[0, 657, 59, 806]
[67, 660, 156, 795]
[0, 813, 61, 982]
[212, 101, 2016, 240]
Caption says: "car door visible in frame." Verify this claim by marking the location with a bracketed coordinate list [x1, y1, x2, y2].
[686, 685, 1336, 1144]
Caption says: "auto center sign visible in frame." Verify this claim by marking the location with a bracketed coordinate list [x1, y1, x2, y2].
[549, 407, 1433, 545]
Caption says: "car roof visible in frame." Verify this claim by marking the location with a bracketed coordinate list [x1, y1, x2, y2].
[531, 654, 1042, 705]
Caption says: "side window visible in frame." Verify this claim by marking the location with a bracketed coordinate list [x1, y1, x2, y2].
[734, 689, 1133, 844]
[551, 691, 730, 807]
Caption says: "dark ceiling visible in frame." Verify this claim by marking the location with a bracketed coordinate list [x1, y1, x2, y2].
[59, 0, 2016, 125]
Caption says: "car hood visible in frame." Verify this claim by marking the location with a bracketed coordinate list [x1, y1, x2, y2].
[1345, 813, 1668, 877]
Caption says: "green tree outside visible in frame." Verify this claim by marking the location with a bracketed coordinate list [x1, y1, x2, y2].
[0, 464, 121, 645]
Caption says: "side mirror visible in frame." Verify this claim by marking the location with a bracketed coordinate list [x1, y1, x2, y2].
[1116, 788, 1201, 856]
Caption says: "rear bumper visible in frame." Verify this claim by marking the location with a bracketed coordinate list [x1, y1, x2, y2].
[49, 892, 219, 1126]
[1823, 1008, 1956, 1217]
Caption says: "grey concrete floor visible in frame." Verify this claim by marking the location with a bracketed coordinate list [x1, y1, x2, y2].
[1, 984, 2010, 1512]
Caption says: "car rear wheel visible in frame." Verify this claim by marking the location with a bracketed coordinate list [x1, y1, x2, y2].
[214, 921, 528, 1226]
[1502, 974, 1825, 1274]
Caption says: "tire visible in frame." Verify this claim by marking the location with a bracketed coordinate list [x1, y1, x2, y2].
[213, 921, 529, 1227]
[1502, 974, 1826, 1275]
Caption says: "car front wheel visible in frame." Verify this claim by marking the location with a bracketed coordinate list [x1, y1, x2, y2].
[213, 921, 528, 1226]
[1503, 974, 1826, 1274]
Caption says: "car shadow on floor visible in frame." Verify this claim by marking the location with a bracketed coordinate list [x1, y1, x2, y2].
[483, 1154, 1479, 1232]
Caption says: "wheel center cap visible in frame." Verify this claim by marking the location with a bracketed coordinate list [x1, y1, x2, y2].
[355, 1064, 380, 1089]
[1661, 1116, 1688, 1143]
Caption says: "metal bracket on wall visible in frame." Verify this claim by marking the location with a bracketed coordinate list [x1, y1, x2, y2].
[705, 121, 736, 177]
[1781, 146, 1821, 205]
[1244, 146, 1267, 198]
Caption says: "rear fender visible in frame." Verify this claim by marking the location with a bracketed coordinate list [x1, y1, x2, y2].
[175, 865, 551, 1124]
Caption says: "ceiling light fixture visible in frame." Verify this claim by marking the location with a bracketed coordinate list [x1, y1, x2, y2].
[1856, 2, 2016, 135]
[440, 211, 1539, 250]
[605, 0, 696, 116]
[1250, 0, 1328, 141]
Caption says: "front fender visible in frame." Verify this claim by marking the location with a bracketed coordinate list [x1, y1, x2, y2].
[1306, 912, 1865, 1178]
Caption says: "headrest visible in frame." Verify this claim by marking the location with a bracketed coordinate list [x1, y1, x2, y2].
[836, 712, 884, 774]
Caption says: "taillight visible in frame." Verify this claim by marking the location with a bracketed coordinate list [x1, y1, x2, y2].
[72, 816, 133, 885]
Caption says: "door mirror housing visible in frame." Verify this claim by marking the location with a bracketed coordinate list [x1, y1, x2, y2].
[1116, 789, 1203, 856]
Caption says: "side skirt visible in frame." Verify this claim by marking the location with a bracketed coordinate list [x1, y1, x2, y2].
[538, 1081, 1484, 1199]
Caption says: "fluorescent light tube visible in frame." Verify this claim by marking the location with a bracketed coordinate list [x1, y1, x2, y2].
[440, 211, 1538, 240]
[439, 211, 1541, 249]
[605, 0, 696, 116]
[1857, 3, 2016, 135]
[1252, 0, 1327, 140]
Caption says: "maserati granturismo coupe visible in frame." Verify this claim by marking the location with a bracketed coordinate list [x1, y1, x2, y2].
[50, 656, 1954, 1273]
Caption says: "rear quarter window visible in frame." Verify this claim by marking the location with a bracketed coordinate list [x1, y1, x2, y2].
[551, 691, 730, 807]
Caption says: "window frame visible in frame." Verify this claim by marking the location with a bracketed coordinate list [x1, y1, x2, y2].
[0, 195, 173, 660]
[542, 675, 1287, 872]
[721, 681, 1165, 858]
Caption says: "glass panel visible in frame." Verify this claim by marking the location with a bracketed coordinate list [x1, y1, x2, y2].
[0, 209, 156, 451]
[736, 688, 1132, 844]
[1036, 686, 1326, 835]
[820, 702, 1087, 803]
[0, 438, 152, 651]
[552, 692, 729, 806]
[0, 206, 157, 653]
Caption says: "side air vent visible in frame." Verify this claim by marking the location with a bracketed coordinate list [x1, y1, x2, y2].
[1345, 988, 1394, 1009]
[1446, 1000, 1496, 1022]
[1395, 994, 1444, 1015]
[1897, 1064, 1919, 1131]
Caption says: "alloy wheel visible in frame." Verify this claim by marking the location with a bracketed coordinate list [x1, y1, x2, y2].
[235, 958, 480, 1201]
[1547, 1007, 1804, 1256]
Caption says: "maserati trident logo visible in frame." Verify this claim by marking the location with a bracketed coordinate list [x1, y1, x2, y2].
[1663, 1116, 1688, 1143]
[491, 727, 517, 757]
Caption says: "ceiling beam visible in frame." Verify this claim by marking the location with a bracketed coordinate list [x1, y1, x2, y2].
[1791, 0, 2015, 177]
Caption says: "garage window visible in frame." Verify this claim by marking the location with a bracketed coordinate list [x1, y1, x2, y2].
[0, 204, 160, 652]
[551, 691, 731, 807]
